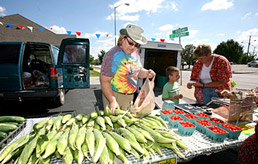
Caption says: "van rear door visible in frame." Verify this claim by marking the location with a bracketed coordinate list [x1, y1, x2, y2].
[0, 42, 23, 92]
[57, 38, 90, 89]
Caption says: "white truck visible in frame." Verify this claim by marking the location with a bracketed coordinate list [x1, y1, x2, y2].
[137, 41, 182, 92]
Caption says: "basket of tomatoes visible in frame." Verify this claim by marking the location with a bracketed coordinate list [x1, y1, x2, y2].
[178, 121, 196, 135]
[168, 115, 184, 128]
[206, 126, 228, 142]
[220, 123, 242, 139]
[209, 118, 225, 125]
[195, 120, 213, 134]
[160, 110, 173, 121]
[196, 112, 210, 120]
[182, 113, 199, 124]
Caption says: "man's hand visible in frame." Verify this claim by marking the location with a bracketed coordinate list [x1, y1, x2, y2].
[109, 101, 119, 115]
[147, 69, 155, 78]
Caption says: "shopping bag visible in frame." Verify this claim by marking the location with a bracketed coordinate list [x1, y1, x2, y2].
[130, 77, 156, 118]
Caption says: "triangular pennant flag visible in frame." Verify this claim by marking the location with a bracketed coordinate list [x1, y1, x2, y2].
[27, 26, 33, 32]
[38, 27, 43, 32]
[6, 23, 14, 28]
[49, 27, 53, 30]
[106, 34, 109, 37]
[151, 38, 156, 41]
[96, 34, 100, 39]
[76, 32, 81, 36]
[17, 25, 25, 29]
[0, 22, 3, 25]
[160, 39, 165, 42]
[66, 31, 72, 36]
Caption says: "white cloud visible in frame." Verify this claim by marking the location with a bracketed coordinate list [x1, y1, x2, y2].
[216, 33, 225, 36]
[241, 12, 252, 20]
[236, 28, 258, 47]
[0, 6, 6, 16]
[165, 1, 179, 11]
[158, 24, 173, 31]
[201, 0, 233, 11]
[256, 12, 258, 16]
[107, 0, 165, 21]
[49, 25, 67, 34]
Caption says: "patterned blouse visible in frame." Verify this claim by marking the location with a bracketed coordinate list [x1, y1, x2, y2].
[190, 54, 232, 104]
[237, 122, 258, 164]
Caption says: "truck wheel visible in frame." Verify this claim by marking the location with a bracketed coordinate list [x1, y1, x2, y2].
[54, 89, 65, 106]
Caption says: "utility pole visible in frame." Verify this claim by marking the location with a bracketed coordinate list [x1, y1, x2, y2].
[247, 35, 251, 56]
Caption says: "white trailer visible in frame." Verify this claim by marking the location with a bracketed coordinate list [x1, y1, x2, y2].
[137, 41, 182, 92]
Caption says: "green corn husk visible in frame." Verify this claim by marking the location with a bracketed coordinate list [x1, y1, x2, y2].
[36, 129, 57, 157]
[53, 115, 63, 131]
[42, 131, 63, 159]
[27, 151, 38, 164]
[75, 114, 83, 121]
[104, 116, 113, 129]
[62, 147, 74, 164]
[57, 127, 70, 155]
[85, 129, 95, 158]
[62, 114, 72, 124]
[107, 147, 114, 164]
[126, 126, 147, 143]
[131, 125, 155, 142]
[82, 114, 90, 124]
[117, 147, 128, 163]
[99, 145, 110, 164]
[147, 140, 163, 156]
[33, 118, 49, 132]
[102, 132, 120, 156]
[74, 150, 84, 164]
[96, 116, 106, 130]
[107, 131, 131, 153]
[92, 129, 106, 163]
[146, 115, 168, 129]
[159, 142, 186, 159]
[68, 123, 79, 150]
[75, 126, 87, 150]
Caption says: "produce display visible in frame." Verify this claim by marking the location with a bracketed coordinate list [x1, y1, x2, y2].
[0, 108, 188, 164]
[0, 116, 26, 149]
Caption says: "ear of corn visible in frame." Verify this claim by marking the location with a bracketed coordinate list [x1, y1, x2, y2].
[159, 142, 186, 159]
[104, 106, 111, 116]
[54, 150, 61, 159]
[96, 116, 106, 130]
[146, 115, 168, 129]
[99, 144, 110, 164]
[27, 151, 37, 164]
[45, 118, 55, 131]
[147, 141, 163, 156]
[142, 118, 163, 129]
[144, 117, 165, 129]
[81, 139, 90, 161]
[126, 126, 147, 143]
[86, 119, 95, 129]
[107, 131, 131, 153]
[106, 147, 114, 164]
[104, 116, 113, 129]
[116, 147, 128, 163]
[62, 114, 72, 124]
[117, 118, 127, 128]
[75, 114, 83, 121]
[53, 115, 63, 131]
[92, 129, 106, 163]
[75, 126, 87, 150]
[131, 125, 155, 142]
[74, 149, 84, 164]
[57, 127, 70, 155]
[68, 123, 79, 150]
[130, 147, 141, 159]
[85, 128, 95, 158]
[33, 118, 49, 131]
[118, 128, 145, 155]
[1, 146, 23, 164]
[42, 130, 63, 159]
[102, 131, 120, 156]
[62, 147, 73, 164]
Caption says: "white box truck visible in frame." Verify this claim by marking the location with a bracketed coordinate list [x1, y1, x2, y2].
[137, 41, 182, 92]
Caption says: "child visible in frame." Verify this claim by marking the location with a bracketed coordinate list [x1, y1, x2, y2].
[162, 66, 183, 104]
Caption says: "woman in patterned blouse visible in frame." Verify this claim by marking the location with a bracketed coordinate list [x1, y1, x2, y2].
[187, 44, 232, 104]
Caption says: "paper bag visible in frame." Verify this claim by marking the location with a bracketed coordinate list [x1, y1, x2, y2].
[130, 77, 155, 118]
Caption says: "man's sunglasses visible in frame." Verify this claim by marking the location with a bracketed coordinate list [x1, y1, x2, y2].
[125, 37, 140, 48]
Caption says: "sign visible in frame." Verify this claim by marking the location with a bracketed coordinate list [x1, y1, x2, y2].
[170, 27, 189, 39]
[151, 157, 177, 164]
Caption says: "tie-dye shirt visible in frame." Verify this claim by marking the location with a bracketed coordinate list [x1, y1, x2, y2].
[101, 46, 142, 94]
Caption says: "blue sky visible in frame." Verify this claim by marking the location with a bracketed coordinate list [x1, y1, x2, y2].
[0, 0, 258, 59]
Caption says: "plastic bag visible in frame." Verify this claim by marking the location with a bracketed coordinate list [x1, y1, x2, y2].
[130, 77, 155, 118]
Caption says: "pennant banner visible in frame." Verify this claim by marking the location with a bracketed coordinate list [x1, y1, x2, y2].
[17, 25, 25, 29]
[38, 27, 43, 32]
[106, 34, 109, 37]
[66, 31, 72, 36]
[76, 32, 81, 36]
[0, 22, 3, 25]
[27, 26, 33, 32]
[160, 39, 165, 42]
[6, 23, 13, 28]
[96, 34, 100, 39]
[151, 38, 156, 41]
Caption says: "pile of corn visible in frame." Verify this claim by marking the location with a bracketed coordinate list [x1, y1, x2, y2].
[0, 108, 187, 164]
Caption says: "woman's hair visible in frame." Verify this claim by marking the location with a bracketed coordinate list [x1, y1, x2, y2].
[193, 44, 212, 57]
[117, 34, 127, 46]
[166, 66, 179, 76]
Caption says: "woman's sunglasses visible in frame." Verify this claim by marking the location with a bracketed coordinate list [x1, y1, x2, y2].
[125, 37, 140, 48]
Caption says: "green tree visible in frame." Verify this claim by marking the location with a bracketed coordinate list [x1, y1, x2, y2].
[182, 44, 196, 69]
[213, 39, 244, 64]
[89, 54, 94, 65]
[98, 50, 106, 64]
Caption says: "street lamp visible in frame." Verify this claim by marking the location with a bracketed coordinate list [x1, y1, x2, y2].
[241, 35, 256, 56]
[114, 3, 130, 46]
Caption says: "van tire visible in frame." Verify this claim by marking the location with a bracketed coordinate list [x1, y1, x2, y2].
[54, 89, 65, 106]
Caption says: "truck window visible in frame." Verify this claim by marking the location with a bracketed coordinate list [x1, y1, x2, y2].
[0, 44, 21, 64]
[63, 45, 86, 64]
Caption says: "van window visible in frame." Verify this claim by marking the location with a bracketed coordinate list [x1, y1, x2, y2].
[63, 45, 86, 64]
[0, 44, 21, 64]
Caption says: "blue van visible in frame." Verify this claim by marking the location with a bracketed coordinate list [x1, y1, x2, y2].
[0, 38, 90, 106]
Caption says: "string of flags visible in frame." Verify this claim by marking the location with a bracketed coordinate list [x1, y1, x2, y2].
[0, 21, 166, 42]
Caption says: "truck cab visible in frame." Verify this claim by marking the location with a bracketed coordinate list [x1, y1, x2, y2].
[0, 38, 90, 106]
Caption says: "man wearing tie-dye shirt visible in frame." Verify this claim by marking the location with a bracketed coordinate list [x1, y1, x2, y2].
[100, 24, 155, 115]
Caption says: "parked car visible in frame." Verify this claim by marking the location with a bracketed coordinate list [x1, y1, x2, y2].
[0, 38, 90, 106]
[247, 61, 258, 67]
